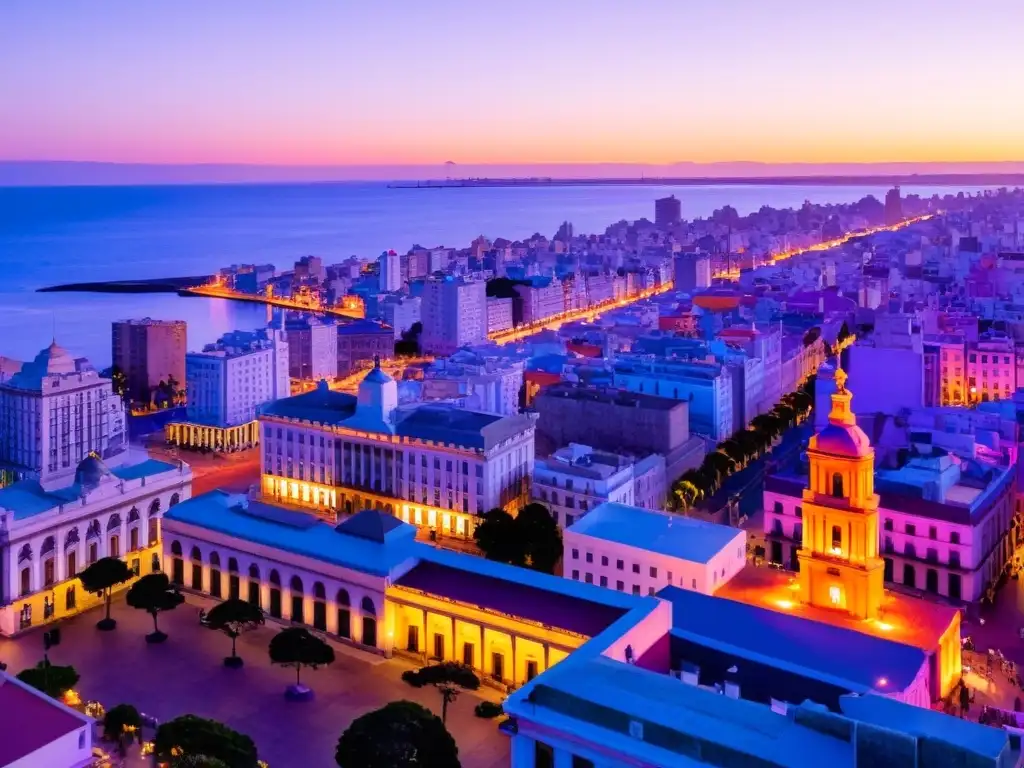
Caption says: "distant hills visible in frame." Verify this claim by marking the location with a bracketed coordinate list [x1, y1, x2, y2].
[2, 160, 1024, 187]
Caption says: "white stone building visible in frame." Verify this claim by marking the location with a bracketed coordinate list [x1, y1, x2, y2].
[0, 668, 94, 767]
[0, 454, 192, 635]
[258, 362, 536, 538]
[563, 501, 746, 596]
[420, 277, 487, 355]
[0, 341, 127, 486]
[533, 444, 636, 529]
[169, 328, 290, 450]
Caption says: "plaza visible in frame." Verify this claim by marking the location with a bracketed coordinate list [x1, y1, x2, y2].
[0, 594, 510, 768]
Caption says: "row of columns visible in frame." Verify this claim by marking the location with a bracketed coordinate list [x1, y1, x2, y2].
[167, 421, 258, 451]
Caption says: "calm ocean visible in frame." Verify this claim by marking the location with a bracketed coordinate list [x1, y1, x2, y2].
[0, 181, 988, 367]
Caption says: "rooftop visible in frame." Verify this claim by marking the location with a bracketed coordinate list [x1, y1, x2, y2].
[535, 382, 683, 411]
[0, 671, 91, 767]
[568, 502, 743, 564]
[393, 403, 505, 449]
[164, 492, 417, 576]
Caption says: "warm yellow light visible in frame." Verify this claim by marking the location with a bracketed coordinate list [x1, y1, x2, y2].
[874, 620, 894, 632]
[62, 689, 82, 707]
[831, 546, 842, 556]
[775, 599, 795, 610]
[829, 586, 842, 606]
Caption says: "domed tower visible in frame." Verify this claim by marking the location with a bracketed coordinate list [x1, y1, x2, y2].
[798, 367, 885, 620]
[346, 356, 398, 434]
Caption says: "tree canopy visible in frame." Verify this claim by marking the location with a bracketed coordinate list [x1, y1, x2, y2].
[205, 598, 265, 662]
[153, 715, 258, 768]
[126, 572, 185, 639]
[103, 703, 143, 745]
[473, 504, 562, 573]
[335, 700, 460, 768]
[402, 662, 480, 724]
[78, 557, 133, 627]
[16, 661, 79, 700]
[268, 627, 335, 687]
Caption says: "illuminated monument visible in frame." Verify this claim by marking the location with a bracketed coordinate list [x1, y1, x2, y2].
[798, 367, 885, 619]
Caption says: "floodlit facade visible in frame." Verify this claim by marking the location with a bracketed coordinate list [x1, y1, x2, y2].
[0, 454, 191, 636]
[258, 362, 536, 538]
[0, 341, 128, 486]
[168, 328, 290, 451]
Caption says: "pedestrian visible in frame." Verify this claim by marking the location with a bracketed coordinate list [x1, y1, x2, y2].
[959, 683, 971, 718]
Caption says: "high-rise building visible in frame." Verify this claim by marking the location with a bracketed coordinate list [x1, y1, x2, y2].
[281, 314, 337, 382]
[0, 341, 128, 486]
[655, 195, 682, 227]
[378, 250, 402, 293]
[420, 277, 487, 355]
[167, 328, 289, 450]
[111, 318, 187, 406]
[672, 253, 711, 292]
[884, 185, 903, 225]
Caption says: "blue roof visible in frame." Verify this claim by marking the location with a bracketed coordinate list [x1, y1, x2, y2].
[394, 404, 503, 449]
[260, 386, 357, 426]
[164, 491, 417, 576]
[337, 319, 391, 336]
[110, 458, 177, 481]
[658, 587, 928, 693]
[567, 502, 743, 564]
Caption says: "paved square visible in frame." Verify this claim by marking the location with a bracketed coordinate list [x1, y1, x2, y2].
[0, 595, 510, 768]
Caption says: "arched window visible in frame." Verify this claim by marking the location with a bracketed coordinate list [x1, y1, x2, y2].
[311, 582, 327, 630]
[831, 525, 842, 553]
[832, 473, 844, 499]
[228, 557, 239, 573]
[209, 552, 222, 598]
[18, 544, 32, 563]
[171, 541, 183, 556]
[149, 499, 161, 516]
[20, 567, 31, 596]
[65, 585, 77, 611]
[210, 552, 221, 568]
[290, 576, 304, 593]
[268, 570, 282, 619]
[313, 582, 326, 600]
[269, 570, 281, 586]
[169, 493, 180, 507]
[361, 597, 377, 647]
[249, 564, 260, 579]
[247, 564, 261, 608]
[107, 513, 122, 531]
[65, 528, 80, 548]
[128, 507, 141, 523]
[190, 546, 202, 562]
[361, 597, 376, 616]
[40, 536, 56, 556]
[289, 576, 305, 623]
[86, 520, 101, 539]
[336, 589, 351, 639]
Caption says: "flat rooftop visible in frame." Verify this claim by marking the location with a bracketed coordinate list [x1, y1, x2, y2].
[568, 502, 744, 565]
[393, 559, 629, 637]
[715, 567, 959, 655]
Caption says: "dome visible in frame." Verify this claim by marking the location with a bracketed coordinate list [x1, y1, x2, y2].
[75, 453, 112, 490]
[811, 422, 872, 458]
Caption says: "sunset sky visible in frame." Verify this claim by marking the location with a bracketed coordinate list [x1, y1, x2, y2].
[2, 0, 1022, 167]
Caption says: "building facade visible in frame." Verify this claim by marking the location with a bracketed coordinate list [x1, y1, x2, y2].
[111, 318, 187, 407]
[0, 342, 128, 486]
[282, 314, 337, 382]
[0, 454, 191, 636]
[258, 365, 536, 538]
[336, 320, 395, 376]
[168, 328, 290, 451]
[420, 278, 487, 355]
[486, 297, 514, 334]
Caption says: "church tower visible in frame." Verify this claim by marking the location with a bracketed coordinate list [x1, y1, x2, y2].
[797, 367, 885, 620]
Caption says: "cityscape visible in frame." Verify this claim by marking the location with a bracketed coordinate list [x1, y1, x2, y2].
[3, 3, 1024, 768]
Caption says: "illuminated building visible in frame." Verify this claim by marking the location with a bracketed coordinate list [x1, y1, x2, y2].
[0, 454, 191, 636]
[421, 277, 487, 355]
[167, 328, 289, 452]
[258, 360, 536, 537]
[163, 494, 637, 688]
[280, 314, 337, 382]
[378, 249, 402, 292]
[0, 341, 128, 486]
[336, 320, 393, 376]
[0, 667, 94, 767]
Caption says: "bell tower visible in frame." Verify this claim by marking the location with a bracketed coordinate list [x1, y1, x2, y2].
[797, 368, 885, 620]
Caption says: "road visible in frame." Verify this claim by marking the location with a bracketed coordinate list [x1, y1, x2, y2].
[143, 441, 261, 496]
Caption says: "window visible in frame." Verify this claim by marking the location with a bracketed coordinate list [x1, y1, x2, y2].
[929, 526, 937, 540]
[535, 742, 554, 768]
[795, 506, 802, 518]
[951, 531, 961, 544]
[667, 571, 673, 583]
[601, 556, 609, 566]
[616, 580, 624, 591]
[692, 578, 697, 589]
[649, 566, 657, 578]
[584, 572, 593, 584]
[831, 473, 844, 498]
[632, 584, 640, 595]
[883, 518, 893, 531]
[829, 585, 842, 606]
[773, 501, 783, 515]
[905, 523, 916, 536]
[571, 548, 579, 560]
[831, 525, 842, 555]
[950, 550, 961, 568]
[572, 756, 595, 768]
[585, 552, 593, 563]
[616, 559, 624, 570]
[632, 563, 640, 574]
[599, 575, 608, 587]
[571, 570, 579, 580]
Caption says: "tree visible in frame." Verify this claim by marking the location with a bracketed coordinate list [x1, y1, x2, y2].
[126, 572, 185, 643]
[268, 627, 335, 696]
[837, 321, 851, 343]
[335, 700, 460, 768]
[516, 502, 562, 573]
[108, 365, 129, 404]
[153, 715, 258, 768]
[204, 598, 265, 668]
[16, 661, 79, 699]
[395, 321, 424, 358]
[673, 479, 702, 512]
[473, 508, 524, 566]
[79, 556, 133, 630]
[402, 662, 480, 724]
[103, 703, 143, 755]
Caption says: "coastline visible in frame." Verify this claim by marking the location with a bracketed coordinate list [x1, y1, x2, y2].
[37, 276, 210, 294]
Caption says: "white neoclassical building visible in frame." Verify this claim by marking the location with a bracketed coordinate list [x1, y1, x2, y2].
[0, 454, 192, 636]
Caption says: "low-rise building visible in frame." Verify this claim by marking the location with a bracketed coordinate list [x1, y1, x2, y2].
[281, 314, 337, 382]
[486, 297, 513, 334]
[533, 444, 636, 529]
[0, 668, 94, 767]
[421, 353, 524, 416]
[0, 454, 191, 635]
[336, 320, 394, 376]
[563, 502, 746, 595]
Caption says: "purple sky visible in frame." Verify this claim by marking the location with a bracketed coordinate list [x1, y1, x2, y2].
[2, 0, 1022, 167]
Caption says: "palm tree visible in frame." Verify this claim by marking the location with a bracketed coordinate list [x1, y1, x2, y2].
[673, 480, 702, 512]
